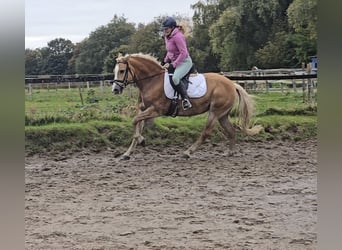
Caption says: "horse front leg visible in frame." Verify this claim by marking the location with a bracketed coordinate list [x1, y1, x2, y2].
[121, 119, 145, 160]
[121, 106, 159, 160]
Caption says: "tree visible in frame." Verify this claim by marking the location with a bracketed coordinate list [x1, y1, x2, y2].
[129, 21, 165, 61]
[189, 1, 221, 72]
[75, 15, 135, 74]
[39, 38, 74, 74]
[209, 0, 283, 70]
[255, 31, 292, 68]
[256, 0, 317, 68]
[209, 7, 241, 70]
[25, 49, 42, 75]
[67, 43, 82, 74]
[103, 45, 130, 73]
[287, 0, 317, 40]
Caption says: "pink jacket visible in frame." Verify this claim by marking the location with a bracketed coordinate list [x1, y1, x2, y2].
[164, 28, 189, 68]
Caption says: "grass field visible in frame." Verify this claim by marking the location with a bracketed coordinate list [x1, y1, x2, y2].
[25, 85, 317, 155]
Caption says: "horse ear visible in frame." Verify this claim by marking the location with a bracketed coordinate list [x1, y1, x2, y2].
[116, 52, 124, 63]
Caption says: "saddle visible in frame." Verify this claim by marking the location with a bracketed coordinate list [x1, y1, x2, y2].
[166, 64, 197, 117]
[168, 64, 197, 90]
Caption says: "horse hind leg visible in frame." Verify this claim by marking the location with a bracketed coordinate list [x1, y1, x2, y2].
[218, 115, 236, 154]
[183, 112, 217, 158]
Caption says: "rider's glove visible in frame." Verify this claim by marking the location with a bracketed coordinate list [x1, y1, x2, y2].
[167, 63, 175, 73]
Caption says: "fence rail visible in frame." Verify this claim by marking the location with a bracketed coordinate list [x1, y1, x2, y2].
[25, 69, 317, 84]
[25, 74, 115, 84]
[25, 69, 318, 103]
[223, 73, 317, 81]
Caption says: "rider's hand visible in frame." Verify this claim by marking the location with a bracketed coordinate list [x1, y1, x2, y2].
[167, 63, 175, 73]
[161, 59, 171, 67]
[162, 63, 169, 69]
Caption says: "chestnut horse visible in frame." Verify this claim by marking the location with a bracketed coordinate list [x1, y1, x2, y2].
[112, 53, 262, 159]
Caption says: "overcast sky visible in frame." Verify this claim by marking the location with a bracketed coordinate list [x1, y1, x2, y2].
[25, 0, 197, 49]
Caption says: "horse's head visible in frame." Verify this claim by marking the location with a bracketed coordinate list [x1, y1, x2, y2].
[112, 56, 134, 95]
[112, 53, 164, 94]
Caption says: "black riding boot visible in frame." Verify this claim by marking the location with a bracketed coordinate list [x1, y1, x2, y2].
[175, 80, 192, 110]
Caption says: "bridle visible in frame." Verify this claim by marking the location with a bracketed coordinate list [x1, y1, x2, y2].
[113, 61, 165, 90]
[113, 62, 135, 89]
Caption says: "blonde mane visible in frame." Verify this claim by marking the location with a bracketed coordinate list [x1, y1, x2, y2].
[119, 53, 160, 65]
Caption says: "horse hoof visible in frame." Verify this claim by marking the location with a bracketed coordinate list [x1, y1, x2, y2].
[121, 155, 130, 161]
[182, 152, 190, 159]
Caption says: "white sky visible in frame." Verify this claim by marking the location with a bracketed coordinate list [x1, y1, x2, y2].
[25, 0, 197, 49]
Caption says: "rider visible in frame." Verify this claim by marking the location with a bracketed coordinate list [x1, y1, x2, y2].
[161, 16, 193, 110]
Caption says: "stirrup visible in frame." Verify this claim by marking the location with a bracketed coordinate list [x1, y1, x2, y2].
[182, 99, 192, 110]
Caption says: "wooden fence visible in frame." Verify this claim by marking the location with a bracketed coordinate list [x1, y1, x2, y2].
[222, 67, 317, 103]
[25, 68, 317, 104]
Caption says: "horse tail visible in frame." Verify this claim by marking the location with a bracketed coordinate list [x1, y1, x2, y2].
[234, 83, 263, 136]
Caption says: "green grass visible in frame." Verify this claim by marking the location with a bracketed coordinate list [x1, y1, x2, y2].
[25, 86, 317, 155]
[253, 92, 317, 115]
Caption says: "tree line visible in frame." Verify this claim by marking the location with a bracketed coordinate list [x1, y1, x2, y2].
[25, 0, 317, 75]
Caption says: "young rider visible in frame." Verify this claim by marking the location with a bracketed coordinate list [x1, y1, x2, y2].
[161, 16, 193, 110]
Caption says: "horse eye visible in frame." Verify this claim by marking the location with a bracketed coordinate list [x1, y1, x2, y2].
[119, 70, 125, 74]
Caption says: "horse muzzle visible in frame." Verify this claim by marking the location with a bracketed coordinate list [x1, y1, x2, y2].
[112, 81, 124, 95]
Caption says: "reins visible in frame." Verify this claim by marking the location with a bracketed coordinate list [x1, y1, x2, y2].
[136, 70, 165, 82]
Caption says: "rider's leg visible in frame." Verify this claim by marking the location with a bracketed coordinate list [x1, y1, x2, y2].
[172, 56, 193, 110]
[174, 79, 192, 110]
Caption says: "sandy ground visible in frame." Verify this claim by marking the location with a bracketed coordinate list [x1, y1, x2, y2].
[25, 139, 317, 250]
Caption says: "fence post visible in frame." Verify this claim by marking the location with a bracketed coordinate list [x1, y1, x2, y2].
[307, 63, 313, 105]
[308, 78, 313, 105]
[78, 84, 84, 106]
[281, 82, 284, 94]
[292, 79, 297, 93]
[100, 80, 104, 96]
[28, 84, 32, 98]
[302, 62, 307, 103]
[260, 71, 268, 93]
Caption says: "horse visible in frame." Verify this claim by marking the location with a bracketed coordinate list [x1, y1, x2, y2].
[112, 53, 262, 159]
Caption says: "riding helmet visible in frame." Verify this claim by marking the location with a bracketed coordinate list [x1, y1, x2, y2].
[162, 17, 177, 29]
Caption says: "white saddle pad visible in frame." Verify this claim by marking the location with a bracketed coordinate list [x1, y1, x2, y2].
[164, 72, 207, 99]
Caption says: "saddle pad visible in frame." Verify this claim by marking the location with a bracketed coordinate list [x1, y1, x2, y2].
[164, 72, 207, 99]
